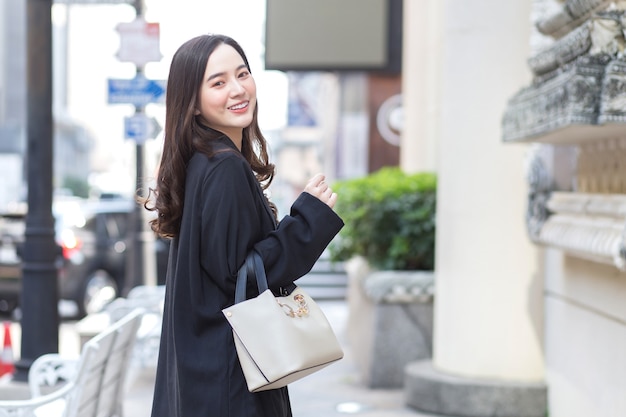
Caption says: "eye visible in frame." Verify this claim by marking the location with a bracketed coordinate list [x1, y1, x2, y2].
[238, 71, 250, 79]
[212, 80, 225, 87]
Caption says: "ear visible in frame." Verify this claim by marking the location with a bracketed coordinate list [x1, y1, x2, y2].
[194, 109, 201, 115]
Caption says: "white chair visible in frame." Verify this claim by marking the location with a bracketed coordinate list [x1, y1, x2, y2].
[0, 308, 144, 417]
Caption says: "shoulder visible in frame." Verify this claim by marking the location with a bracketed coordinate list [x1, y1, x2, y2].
[188, 147, 247, 173]
[188, 150, 255, 189]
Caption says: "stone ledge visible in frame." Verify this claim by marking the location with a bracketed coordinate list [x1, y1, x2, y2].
[363, 270, 435, 303]
[404, 360, 548, 417]
[528, 191, 626, 270]
[360, 302, 433, 388]
[346, 258, 435, 388]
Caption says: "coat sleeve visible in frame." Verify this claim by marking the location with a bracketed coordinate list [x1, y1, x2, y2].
[254, 192, 345, 290]
[198, 154, 344, 296]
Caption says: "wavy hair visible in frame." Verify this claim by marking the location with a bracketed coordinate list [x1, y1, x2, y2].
[143, 34, 277, 238]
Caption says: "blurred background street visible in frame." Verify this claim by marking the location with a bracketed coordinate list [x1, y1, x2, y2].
[1, 1, 625, 416]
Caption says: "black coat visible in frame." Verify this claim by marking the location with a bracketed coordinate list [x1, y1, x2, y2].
[151, 136, 344, 417]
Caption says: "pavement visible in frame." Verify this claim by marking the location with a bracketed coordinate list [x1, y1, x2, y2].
[123, 300, 438, 417]
[0, 300, 442, 416]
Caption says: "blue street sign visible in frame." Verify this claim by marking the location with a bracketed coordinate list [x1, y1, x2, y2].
[108, 75, 166, 106]
[124, 114, 162, 143]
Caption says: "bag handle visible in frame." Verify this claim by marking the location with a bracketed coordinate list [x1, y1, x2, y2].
[234, 251, 269, 304]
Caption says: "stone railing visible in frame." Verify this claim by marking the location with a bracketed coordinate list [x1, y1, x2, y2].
[536, 192, 626, 269]
[523, 138, 626, 269]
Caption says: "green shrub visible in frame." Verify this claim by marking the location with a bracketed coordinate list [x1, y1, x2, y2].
[330, 167, 436, 271]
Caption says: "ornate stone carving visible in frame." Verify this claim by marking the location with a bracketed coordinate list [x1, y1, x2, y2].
[507, 1, 626, 270]
[531, 0, 567, 54]
[528, 22, 593, 76]
[505, 5, 626, 144]
[599, 58, 626, 122]
[589, 10, 626, 55]
[502, 54, 610, 142]
[525, 145, 554, 242]
[537, 192, 626, 269]
[536, 0, 614, 38]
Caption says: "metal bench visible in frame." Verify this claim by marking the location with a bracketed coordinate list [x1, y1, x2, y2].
[0, 308, 144, 417]
[76, 285, 164, 371]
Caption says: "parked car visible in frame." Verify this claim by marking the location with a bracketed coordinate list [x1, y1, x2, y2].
[0, 212, 25, 313]
[0, 197, 169, 317]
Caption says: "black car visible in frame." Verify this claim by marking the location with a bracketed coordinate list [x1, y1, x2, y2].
[0, 198, 168, 317]
[0, 211, 25, 312]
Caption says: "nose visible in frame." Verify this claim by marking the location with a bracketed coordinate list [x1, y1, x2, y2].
[230, 79, 245, 96]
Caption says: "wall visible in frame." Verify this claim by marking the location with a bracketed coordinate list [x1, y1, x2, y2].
[543, 249, 626, 417]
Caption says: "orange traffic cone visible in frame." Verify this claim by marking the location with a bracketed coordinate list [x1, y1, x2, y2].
[0, 322, 15, 377]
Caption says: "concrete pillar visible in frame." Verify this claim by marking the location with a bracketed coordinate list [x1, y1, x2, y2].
[404, 1, 548, 416]
[400, 0, 440, 173]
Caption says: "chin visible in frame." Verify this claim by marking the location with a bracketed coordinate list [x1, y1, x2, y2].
[238, 115, 254, 128]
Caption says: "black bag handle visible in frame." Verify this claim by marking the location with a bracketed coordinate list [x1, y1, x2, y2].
[234, 251, 269, 304]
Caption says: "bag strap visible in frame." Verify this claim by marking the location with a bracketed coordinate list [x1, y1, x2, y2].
[234, 251, 269, 304]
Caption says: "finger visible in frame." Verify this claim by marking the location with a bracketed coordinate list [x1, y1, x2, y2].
[326, 192, 338, 209]
[307, 173, 325, 188]
[320, 187, 334, 205]
[304, 181, 321, 196]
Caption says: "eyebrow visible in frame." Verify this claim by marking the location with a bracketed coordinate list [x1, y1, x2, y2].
[207, 64, 248, 82]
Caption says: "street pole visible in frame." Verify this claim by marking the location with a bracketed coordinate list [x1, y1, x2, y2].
[123, 0, 147, 295]
[15, 0, 59, 381]
[125, 75, 146, 294]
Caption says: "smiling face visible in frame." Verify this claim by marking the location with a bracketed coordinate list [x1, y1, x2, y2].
[196, 43, 257, 147]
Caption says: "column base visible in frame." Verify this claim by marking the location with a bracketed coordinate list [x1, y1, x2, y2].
[404, 360, 548, 417]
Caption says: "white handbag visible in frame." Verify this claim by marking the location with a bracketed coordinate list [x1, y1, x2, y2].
[222, 251, 344, 392]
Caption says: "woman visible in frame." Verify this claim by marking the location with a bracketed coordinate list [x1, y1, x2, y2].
[144, 34, 344, 417]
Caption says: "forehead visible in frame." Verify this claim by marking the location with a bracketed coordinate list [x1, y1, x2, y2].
[205, 43, 246, 73]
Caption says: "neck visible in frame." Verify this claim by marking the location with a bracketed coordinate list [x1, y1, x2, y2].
[228, 131, 243, 150]
[197, 123, 243, 150]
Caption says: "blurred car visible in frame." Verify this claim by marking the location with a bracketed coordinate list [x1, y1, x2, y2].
[0, 197, 169, 317]
[0, 212, 25, 312]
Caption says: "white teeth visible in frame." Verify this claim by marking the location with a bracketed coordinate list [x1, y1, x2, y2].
[229, 102, 247, 110]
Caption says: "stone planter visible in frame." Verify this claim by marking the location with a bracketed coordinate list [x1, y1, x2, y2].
[345, 256, 435, 389]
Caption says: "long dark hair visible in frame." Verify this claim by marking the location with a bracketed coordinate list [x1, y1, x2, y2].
[143, 34, 276, 238]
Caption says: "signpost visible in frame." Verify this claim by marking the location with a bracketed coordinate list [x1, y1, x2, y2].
[115, 18, 162, 66]
[124, 114, 162, 144]
[109, 8, 164, 295]
[108, 76, 166, 106]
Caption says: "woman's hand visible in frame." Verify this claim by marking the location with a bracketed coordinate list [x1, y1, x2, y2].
[304, 173, 338, 209]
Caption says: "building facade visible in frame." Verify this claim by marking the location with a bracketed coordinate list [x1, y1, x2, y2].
[401, 1, 626, 416]
[0, 0, 93, 210]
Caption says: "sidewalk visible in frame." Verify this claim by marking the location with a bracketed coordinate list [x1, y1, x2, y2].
[0, 300, 439, 415]
[123, 300, 438, 417]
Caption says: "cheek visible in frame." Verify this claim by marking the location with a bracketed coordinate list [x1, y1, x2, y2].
[246, 80, 258, 110]
[199, 89, 225, 113]
[248, 79, 257, 97]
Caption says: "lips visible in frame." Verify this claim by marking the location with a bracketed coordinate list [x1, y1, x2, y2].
[228, 101, 248, 111]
